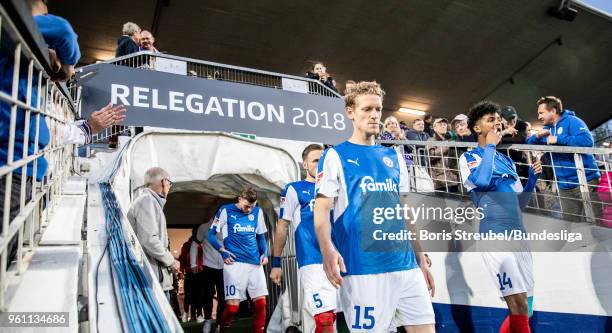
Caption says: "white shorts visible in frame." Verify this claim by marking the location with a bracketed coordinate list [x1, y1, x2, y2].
[482, 251, 534, 298]
[300, 264, 337, 315]
[339, 269, 435, 332]
[223, 262, 268, 301]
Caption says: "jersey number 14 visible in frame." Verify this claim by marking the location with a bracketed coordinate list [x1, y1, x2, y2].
[496, 272, 513, 291]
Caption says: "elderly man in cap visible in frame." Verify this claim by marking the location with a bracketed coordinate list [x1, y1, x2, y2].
[127, 167, 175, 298]
[428, 118, 460, 192]
[451, 114, 477, 142]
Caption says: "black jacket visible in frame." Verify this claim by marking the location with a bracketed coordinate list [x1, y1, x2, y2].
[115, 35, 140, 57]
[306, 72, 338, 93]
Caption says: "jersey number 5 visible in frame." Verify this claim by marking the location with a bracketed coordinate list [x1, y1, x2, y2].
[312, 293, 323, 309]
[352, 306, 375, 330]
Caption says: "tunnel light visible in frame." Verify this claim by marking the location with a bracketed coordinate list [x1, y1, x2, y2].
[398, 108, 426, 116]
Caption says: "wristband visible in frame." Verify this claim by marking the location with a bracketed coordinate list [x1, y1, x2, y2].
[271, 257, 282, 268]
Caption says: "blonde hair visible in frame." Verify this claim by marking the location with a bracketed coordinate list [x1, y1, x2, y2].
[384, 116, 399, 129]
[344, 81, 385, 108]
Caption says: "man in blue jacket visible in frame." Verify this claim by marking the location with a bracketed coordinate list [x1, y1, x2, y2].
[526, 96, 601, 221]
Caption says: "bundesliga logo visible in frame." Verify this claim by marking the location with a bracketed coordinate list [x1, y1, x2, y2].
[233, 223, 255, 233]
[359, 176, 398, 193]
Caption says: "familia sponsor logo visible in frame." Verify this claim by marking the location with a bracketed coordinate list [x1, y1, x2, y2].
[233, 223, 256, 233]
[359, 176, 398, 193]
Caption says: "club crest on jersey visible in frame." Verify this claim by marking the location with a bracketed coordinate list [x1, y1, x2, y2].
[233, 223, 255, 233]
[557, 127, 563, 135]
[382, 156, 394, 168]
[248, 214, 255, 221]
[359, 176, 398, 193]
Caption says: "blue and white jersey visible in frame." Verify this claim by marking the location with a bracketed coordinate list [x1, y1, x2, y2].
[212, 203, 267, 265]
[459, 144, 536, 233]
[315, 141, 417, 276]
[279, 180, 321, 268]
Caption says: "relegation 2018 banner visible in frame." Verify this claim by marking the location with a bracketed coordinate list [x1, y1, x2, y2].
[76, 63, 350, 143]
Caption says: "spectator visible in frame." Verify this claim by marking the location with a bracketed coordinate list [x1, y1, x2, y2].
[139, 30, 159, 52]
[305, 62, 338, 93]
[127, 167, 175, 298]
[381, 116, 412, 166]
[189, 226, 206, 323]
[406, 119, 430, 141]
[406, 118, 430, 166]
[178, 233, 193, 322]
[428, 118, 460, 192]
[451, 114, 477, 142]
[1, 0, 125, 233]
[500, 106, 530, 183]
[115, 22, 141, 57]
[423, 114, 435, 137]
[344, 80, 356, 94]
[526, 96, 601, 221]
[399, 120, 409, 132]
[197, 219, 225, 333]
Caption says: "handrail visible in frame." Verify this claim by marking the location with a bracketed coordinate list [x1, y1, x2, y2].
[379, 139, 612, 154]
[77, 51, 342, 98]
[0, 0, 79, 311]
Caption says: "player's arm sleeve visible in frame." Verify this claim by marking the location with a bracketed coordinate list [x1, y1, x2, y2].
[256, 233, 268, 256]
[555, 118, 594, 147]
[256, 209, 268, 255]
[315, 148, 340, 198]
[526, 133, 546, 145]
[280, 185, 298, 221]
[466, 144, 495, 188]
[518, 164, 541, 210]
[207, 208, 226, 252]
[396, 149, 411, 193]
[60, 120, 91, 145]
[459, 153, 477, 191]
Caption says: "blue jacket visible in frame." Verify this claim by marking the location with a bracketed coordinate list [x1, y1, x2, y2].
[0, 14, 80, 181]
[526, 110, 600, 190]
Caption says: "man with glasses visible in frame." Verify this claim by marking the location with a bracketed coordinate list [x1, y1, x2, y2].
[208, 187, 269, 333]
[127, 167, 176, 299]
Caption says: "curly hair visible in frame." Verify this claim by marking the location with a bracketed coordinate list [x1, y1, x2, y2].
[467, 100, 501, 131]
[344, 81, 385, 108]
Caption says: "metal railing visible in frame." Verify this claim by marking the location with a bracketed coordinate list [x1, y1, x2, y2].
[0, 2, 80, 310]
[75, 51, 343, 144]
[379, 138, 612, 225]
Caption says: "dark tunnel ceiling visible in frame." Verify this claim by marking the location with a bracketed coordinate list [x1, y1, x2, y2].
[50, 0, 612, 129]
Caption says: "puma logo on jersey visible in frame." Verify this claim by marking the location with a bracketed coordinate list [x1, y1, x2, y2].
[347, 158, 360, 166]
[233, 223, 255, 233]
[230, 214, 237, 220]
[302, 190, 311, 195]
